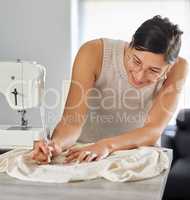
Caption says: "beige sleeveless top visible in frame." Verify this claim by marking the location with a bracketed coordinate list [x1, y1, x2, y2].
[78, 38, 166, 144]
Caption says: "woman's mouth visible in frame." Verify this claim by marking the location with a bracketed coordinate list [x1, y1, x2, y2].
[130, 73, 144, 86]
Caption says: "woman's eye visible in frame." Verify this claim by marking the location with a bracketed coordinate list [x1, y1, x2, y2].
[133, 59, 140, 65]
[150, 69, 159, 74]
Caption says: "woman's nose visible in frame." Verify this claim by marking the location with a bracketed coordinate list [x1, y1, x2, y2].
[135, 70, 145, 81]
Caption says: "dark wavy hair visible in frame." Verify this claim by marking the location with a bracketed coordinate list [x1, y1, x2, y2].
[130, 15, 183, 64]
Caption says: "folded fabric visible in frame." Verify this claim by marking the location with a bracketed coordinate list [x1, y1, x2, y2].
[0, 143, 169, 183]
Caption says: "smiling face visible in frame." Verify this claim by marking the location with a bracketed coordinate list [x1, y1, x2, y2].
[124, 47, 170, 88]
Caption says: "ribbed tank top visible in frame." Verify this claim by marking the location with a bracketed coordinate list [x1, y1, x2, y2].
[78, 38, 166, 145]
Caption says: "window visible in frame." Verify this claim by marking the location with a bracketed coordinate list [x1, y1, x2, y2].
[75, 0, 190, 124]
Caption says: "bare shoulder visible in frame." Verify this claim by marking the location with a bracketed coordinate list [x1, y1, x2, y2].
[78, 39, 103, 81]
[176, 56, 189, 69]
[79, 39, 102, 51]
[167, 56, 188, 75]
[171, 56, 189, 78]
[78, 39, 103, 61]
[178, 56, 189, 65]
[164, 56, 189, 90]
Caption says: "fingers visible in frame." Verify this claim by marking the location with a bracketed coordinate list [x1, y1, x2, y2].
[65, 147, 80, 157]
[64, 151, 89, 163]
[31, 151, 49, 163]
[33, 140, 49, 155]
[63, 152, 80, 163]
[85, 153, 98, 162]
[32, 140, 51, 164]
[77, 152, 90, 163]
[37, 160, 49, 165]
[47, 141, 61, 157]
[33, 140, 107, 165]
[94, 155, 104, 161]
[64, 151, 98, 164]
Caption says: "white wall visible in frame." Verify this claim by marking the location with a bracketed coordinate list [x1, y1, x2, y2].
[0, 0, 72, 129]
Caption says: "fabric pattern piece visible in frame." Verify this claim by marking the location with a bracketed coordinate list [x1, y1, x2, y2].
[0, 143, 169, 183]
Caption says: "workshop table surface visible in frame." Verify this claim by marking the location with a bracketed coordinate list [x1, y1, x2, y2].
[0, 148, 172, 200]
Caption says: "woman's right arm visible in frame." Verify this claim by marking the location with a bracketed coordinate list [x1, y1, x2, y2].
[32, 39, 103, 163]
[51, 39, 103, 148]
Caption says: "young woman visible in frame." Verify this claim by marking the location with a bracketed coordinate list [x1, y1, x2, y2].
[32, 15, 188, 164]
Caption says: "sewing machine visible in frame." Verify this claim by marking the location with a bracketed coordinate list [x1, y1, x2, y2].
[0, 60, 46, 149]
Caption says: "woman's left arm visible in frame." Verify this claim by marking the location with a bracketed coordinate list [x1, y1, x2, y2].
[104, 57, 189, 152]
[64, 57, 189, 163]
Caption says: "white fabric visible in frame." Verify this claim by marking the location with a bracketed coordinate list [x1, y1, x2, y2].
[0, 143, 169, 183]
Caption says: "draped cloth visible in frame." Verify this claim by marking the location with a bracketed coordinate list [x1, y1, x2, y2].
[0, 143, 169, 183]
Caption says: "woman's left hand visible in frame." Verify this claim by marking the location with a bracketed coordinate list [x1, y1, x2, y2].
[64, 140, 113, 163]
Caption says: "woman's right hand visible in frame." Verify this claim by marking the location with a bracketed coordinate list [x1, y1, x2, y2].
[31, 140, 62, 164]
